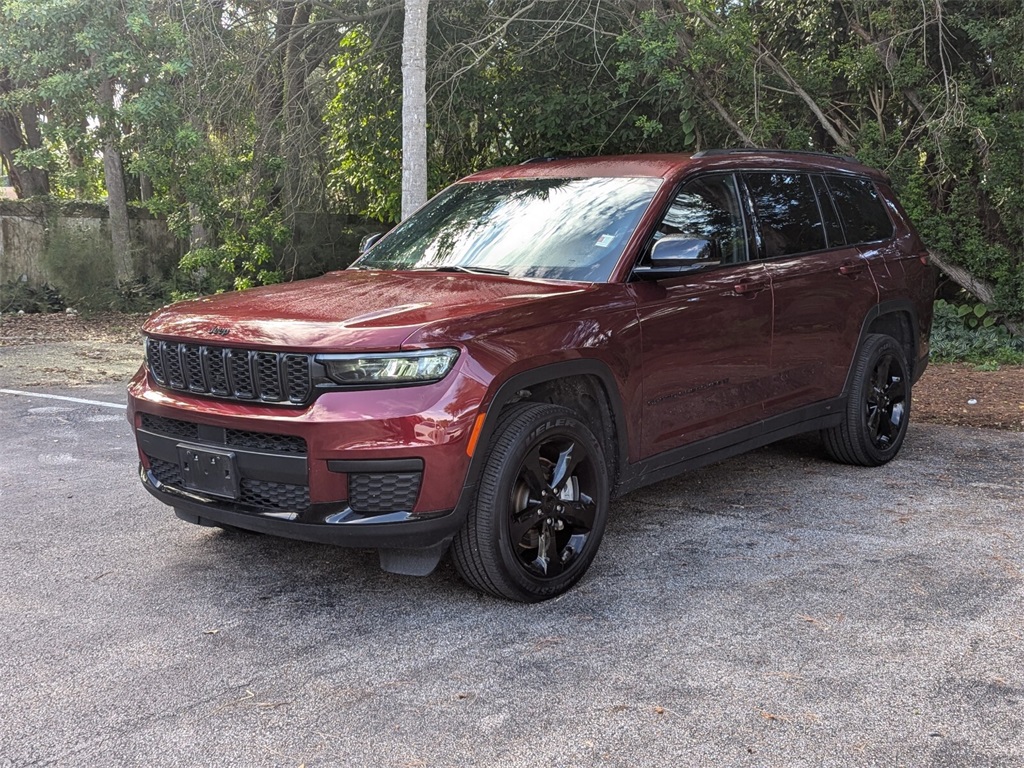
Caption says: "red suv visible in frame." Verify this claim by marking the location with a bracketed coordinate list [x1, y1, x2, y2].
[128, 150, 935, 602]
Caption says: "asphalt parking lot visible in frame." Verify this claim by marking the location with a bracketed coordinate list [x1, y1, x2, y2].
[1, 383, 1022, 767]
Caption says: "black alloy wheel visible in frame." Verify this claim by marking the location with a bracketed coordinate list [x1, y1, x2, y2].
[823, 333, 911, 467]
[507, 431, 597, 579]
[864, 350, 907, 450]
[452, 402, 610, 602]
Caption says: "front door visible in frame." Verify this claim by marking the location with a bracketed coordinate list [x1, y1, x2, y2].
[630, 173, 774, 458]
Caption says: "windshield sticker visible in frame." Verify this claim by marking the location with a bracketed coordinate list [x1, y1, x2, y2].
[595, 234, 615, 248]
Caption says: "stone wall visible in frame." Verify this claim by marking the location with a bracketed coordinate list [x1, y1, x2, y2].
[0, 200, 182, 288]
[0, 200, 378, 307]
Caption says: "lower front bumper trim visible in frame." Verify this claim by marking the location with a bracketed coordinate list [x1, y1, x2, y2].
[141, 465, 465, 559]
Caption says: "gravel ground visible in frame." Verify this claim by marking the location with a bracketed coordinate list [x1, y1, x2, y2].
[0, 384, 1022, 767]
[2, 311, 1022, 766]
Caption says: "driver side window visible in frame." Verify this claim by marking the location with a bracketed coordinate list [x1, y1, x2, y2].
[655, 174, 748, 265]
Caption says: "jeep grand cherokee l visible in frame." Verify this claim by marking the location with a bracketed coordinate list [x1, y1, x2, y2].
[128, 149, 936, 602]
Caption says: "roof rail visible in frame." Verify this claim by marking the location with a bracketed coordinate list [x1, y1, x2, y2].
[519, 155, 569, 165]
[692, 148, 860, 164]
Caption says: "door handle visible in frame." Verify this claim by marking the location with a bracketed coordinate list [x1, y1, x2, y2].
[839, 262, 866, 276]
[733, 280, 768, 295]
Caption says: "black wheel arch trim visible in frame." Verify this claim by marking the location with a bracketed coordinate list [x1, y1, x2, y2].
[452, 358, 632, 513]
[847, 299, 923, 391]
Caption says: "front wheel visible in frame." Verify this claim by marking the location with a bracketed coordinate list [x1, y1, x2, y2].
[451, 403, 610, 602]
[822, 333, 911, 466]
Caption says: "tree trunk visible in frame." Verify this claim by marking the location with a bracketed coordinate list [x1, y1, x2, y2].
[96, 73, 133, 284]
[929, 250, 1021, 337]
[0, 75, 50, 197]
[281, 1, 311, 218]
[401, 0, 429, 219]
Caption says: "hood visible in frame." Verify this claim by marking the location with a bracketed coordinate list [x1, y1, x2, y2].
[143, 270, 589, 352]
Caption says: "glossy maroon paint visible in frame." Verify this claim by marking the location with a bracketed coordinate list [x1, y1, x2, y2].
[128, 150, 935, 559]
[132, 272, 648, 513]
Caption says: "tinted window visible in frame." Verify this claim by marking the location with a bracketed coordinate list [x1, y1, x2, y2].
[826, 175, 894, 244]
[655, 174, 747, 264]
[353, 177, 661, 282]
[744, 172, 826, 258]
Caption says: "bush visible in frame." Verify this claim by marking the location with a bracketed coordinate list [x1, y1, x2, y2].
[930, 299, 1024, 365]
[0, 279, 65, 313]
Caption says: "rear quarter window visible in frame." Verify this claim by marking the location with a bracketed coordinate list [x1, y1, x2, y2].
[826, 175, 894, 244]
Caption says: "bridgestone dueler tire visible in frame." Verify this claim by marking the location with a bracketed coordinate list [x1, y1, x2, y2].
[822, 333, 912, 467]
[451, 402, 610, 602]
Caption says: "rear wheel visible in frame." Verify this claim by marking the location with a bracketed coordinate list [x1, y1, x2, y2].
[451, 403, 610, 602]
[823, 333, 911, 466]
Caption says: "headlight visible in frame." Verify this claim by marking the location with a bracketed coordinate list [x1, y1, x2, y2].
[316, 349, 459, 386]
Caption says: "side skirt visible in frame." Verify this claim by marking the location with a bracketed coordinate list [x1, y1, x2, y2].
[615, 397, 846, 496]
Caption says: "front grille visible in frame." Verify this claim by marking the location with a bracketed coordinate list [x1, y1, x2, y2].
[140, 414, 307, 455]
[140, 413, 199, 440]
[145, 338, 312, 404]
[144, 455, 310, 513]
[239, 479, 310, 511]
[349, 472, 421, 513]
[224, 429, 307, 454]
[148, 456, 183, 486]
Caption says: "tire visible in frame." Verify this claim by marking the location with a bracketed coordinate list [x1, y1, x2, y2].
[451, 402, 610, 602]
[822, 333, 911, 467]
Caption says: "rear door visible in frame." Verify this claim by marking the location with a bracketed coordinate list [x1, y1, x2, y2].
[742, 171, 879, 417]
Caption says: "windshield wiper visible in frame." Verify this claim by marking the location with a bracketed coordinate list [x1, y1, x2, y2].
[434, 265, 510, 276]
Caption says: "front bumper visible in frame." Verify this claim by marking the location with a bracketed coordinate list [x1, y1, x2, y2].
[128, 363, 486, 573]
[140, 465, 466, 574]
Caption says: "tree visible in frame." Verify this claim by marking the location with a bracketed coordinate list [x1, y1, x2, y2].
[0, 73, 50, 197]
[0, 0, 186, 280]
[328, 1, 654, 222]
[401, 0, 428, 218]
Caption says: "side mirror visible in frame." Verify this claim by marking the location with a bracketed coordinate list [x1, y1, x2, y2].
[359, 232, 385, 254]
[633, 235, 718, 279]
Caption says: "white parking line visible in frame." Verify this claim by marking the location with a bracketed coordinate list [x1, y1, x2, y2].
[0, 389, 127, 410]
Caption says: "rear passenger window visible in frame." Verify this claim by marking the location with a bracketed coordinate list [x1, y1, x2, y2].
[744, 172, 826, 258]
[826, 175, 894, 244]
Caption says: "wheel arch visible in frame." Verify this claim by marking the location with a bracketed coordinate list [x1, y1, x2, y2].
[846, 300, 921, 393]
[475, 360, 630, 492]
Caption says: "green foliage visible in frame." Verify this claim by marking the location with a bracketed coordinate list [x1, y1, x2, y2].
[0, 279, 65, 314]
[930, 299, 1024, 365]
[327, 2, 664, 222]
[0, 0, 186, 198]
[177, 199, 289, 294]
[3, 0, 1023, 317]
[327, 28, 402, 222]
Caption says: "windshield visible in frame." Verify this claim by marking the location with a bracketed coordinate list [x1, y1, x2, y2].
[352, 176, 661, 282]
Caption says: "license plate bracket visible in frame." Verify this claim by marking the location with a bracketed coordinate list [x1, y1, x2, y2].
[177, 445, 240, 499]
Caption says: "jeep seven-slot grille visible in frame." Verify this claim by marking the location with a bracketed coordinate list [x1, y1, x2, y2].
[146, 338, 311, 404]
